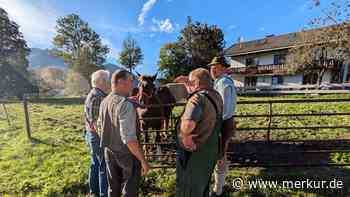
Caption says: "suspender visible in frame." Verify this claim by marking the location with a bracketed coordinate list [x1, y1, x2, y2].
[200, 93, 219, 115]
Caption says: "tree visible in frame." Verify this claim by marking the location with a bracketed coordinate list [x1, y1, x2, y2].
[0, 7, 30, 77]
[118, 34, 143, 73]
[289, 0, 350, 86]
[52, 14, 109, 81]
[158, 43, 188, 79]
[158, 16, 225, 80]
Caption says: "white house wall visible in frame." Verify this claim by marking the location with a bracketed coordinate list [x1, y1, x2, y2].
[231, 75, 245, 88]
[258, 54, 274, 65]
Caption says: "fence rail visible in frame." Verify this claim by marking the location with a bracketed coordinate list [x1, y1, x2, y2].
[3, 96, 350, 168]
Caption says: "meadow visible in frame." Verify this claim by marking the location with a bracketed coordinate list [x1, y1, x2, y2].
[1, 94, 350, 197]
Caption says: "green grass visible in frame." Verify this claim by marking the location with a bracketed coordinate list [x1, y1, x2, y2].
[0, 94, 350, 196]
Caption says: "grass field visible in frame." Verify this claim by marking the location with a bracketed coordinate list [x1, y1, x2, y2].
[1, 94, 350, 196]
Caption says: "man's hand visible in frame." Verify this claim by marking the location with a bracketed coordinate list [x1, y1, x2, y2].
[141, 161, 150, 176]
[127, 141, 150, 176]
[90, 122, 97, 133]
[182, 134, 197, 151]
[174, 75, 189, 83]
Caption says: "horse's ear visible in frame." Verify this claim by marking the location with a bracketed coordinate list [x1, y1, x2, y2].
[152, 72, 158, 81]
[136, 71, 141, 77]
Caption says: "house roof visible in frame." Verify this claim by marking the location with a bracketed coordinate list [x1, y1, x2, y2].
[225, 25, 338, 57]
[225, 33, 298, 57]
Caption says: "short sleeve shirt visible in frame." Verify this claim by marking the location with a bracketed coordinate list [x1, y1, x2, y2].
[118, 100, 138, 144]
[180, 89, 223, 147]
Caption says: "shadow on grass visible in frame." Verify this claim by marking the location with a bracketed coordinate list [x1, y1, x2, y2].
[31, 137, 60, 147]
[30, 137, 85, 151]
[43, 182, 88, 197]
[222, 140, 350, 197]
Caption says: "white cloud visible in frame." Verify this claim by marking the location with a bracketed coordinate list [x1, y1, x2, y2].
[259, 27, 265, 31]
[101, 38, 120, 60]
[151, 18, 175, 33]
[0, 0, 59, 48]
[138, 0, 157, 26]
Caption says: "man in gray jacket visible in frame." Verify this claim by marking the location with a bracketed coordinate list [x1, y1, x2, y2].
[98, 69, 150, 197]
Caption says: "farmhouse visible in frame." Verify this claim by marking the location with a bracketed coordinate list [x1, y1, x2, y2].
[225, 28, 350, 89]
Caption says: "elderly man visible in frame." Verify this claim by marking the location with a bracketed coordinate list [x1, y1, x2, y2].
[209, 56, 237, 197]
[176, 68, 223, 197]
[84, 70, 111, 197]
[98, 69, 150, 197]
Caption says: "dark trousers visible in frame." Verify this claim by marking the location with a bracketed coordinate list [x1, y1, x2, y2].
[104, 148, 141, 197]
[85, 131, 108, 196]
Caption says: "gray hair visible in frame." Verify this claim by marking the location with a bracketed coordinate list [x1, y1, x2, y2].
[91, 70, 110, 87]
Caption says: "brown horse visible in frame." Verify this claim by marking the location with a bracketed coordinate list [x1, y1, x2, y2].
[131, 73, 176, 155]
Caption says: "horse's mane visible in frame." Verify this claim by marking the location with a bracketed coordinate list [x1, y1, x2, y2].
[139, 75, 154, 81]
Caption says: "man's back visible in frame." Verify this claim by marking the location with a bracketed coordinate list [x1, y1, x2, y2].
[98, 93, 137, 154]
[85, 88, 107, 132]
[180, 89, 223, 148]
[214, 75, 236, 120]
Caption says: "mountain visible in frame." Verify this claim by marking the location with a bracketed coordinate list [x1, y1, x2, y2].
[27, 48, 67, 69]
[103, 63, 123, 73]
[27, 48, 124, 74]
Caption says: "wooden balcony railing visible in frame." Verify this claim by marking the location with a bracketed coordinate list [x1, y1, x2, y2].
[229, 64, 289, 75]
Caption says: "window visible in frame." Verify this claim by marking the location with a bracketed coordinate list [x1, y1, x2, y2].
[273, 54, 286, 65]
[244, 76, 257, 87]
[272, 75, 283, 85]
[246, 58, 254, 66]
[246, 57, 259, 66]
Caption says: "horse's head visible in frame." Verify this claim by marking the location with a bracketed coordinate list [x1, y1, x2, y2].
[136, 72, 157, 105]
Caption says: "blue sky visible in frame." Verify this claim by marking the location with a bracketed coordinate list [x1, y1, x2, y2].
[0, 0, 323, 75]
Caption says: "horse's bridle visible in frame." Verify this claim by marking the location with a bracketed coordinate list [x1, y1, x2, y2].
[137, 82, 155, 105]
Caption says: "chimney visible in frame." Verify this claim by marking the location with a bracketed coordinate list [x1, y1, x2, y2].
[237, 36, 244, 49]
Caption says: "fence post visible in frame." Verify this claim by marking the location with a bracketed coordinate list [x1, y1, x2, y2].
[267, 101, 273, 142]
[23, 97, 32, 140]
[2, 104, 11, 127]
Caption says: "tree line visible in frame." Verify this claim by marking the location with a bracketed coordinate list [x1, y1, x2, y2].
[1, 0, 350, 97]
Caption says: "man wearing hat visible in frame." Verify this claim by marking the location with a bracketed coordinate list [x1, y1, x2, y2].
[208, 56, 237, 196]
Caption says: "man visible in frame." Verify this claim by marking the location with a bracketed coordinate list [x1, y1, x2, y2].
[97, 69, 150, 197]
[176, 68, 223, 197]
[84, 70, 111, 197]
[209, 56, 237, 197]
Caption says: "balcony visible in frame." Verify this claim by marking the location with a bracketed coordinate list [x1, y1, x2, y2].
[229, 64, 289, 75]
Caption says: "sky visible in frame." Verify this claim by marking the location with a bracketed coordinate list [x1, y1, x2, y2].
[0, 0, 324, 75]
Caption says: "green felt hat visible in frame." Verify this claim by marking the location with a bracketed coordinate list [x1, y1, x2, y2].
[207, 56, 230, 68]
